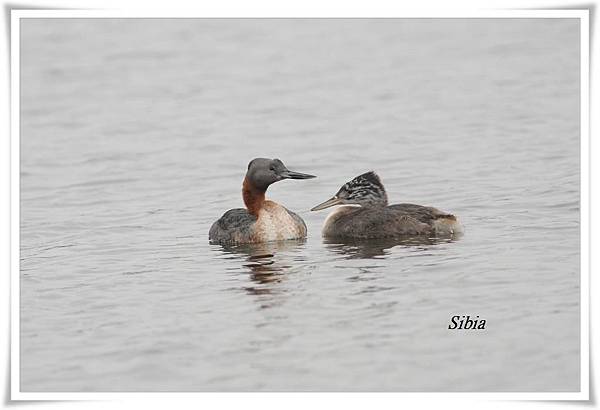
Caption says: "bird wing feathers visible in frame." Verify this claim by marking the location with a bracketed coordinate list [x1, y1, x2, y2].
[209, 208, 257, 243]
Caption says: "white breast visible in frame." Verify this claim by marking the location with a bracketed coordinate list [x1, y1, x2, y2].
[255, 201, 305, 242]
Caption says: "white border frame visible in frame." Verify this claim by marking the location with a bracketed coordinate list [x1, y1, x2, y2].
[9, 8, 590, 401]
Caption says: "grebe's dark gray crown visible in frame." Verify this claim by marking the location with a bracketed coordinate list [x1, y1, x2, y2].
[338, 171, 388, 206]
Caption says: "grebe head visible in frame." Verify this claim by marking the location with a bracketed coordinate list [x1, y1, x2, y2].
[311, 171, 388, 211]
[246, 158, 315, 190]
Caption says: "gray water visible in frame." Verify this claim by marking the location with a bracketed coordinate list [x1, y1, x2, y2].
[19, 19, 581, 392]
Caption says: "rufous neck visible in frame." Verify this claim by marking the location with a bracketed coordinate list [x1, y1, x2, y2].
[242, 177, 266, 217]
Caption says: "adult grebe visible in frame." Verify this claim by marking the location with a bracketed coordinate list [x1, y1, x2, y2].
[209, 158, 316, 244]
[311, 171, 463, 239]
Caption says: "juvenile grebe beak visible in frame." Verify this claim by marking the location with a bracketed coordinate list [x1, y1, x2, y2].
[311, 196, 343, 211]
[280, 169, 316, 180]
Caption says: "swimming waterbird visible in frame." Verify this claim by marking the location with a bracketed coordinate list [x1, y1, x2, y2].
[311, 171, 462, 239]
[209, 158, 316, 244]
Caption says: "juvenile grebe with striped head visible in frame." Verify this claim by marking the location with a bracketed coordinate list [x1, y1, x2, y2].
[209, 158, 316, 244]
[311, 171, 463, 239]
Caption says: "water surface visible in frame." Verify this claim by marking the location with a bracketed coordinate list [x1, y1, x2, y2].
[20, 18, 580, 391]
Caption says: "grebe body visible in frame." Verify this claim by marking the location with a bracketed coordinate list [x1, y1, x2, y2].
[312, 172, 462, 239]
[209, 158, 315, 244]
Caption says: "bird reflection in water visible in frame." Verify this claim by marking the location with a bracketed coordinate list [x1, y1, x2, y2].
[323, 235, 459, 259]
[215, 239, 306, 306]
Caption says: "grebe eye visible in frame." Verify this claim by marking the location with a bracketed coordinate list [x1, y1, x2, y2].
[269, 166, 275, 171]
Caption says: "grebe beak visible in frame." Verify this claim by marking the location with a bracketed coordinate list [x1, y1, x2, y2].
[280, 169, 316, 180]
[311, 196, 343, 211]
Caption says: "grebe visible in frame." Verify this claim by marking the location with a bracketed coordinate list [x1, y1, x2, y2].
[311, 171, 463, 239]
[209, 158, 316, 244]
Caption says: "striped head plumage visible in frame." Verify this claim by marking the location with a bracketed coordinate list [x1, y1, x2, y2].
[311, 171, 388, 211]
